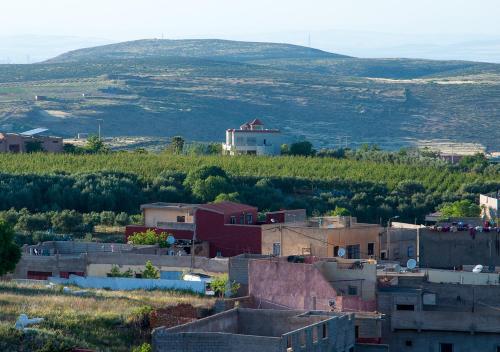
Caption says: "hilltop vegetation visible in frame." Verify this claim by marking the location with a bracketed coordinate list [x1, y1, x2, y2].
[0, 153, 498, 224]
[0, 39, 499, 149]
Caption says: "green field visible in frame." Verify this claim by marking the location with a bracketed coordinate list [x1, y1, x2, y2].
[0, 281, 213, 352]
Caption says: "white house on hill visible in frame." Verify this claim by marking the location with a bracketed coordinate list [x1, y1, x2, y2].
[222, 119, 283, 156]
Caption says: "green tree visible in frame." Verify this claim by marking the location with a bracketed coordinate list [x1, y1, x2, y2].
[289, 141, 314, 156]
[141, 260, 159, 279]
[108, 265, 133, 278]
[15, 213, 51, 235]
[132, 343, 152, 352]
[0, 220, 21, 276]
[85, 135, 109, 154]
[214, 192, 240, 203]
[51, 210, 83, 233]
[166, 136, 185, 155]
[439, 200, 480, 218]
[100, 211, 116, 226]
[128, 229, 170, 248]
[330, 206, 350, 216]
[192, 176, 233, 202]
[211, 274, 240, 298]
[114, 212, 130, 226]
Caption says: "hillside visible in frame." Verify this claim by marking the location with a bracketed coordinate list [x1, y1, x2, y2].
[0, 39, 499, 150]
[46, 39, 347, 63]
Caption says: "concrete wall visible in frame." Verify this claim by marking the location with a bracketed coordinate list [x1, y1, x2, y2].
[427, 269, 500, 285]
[388, 331, 500, 352]
[153, 309, 356, 352]
[14, 254, 86, 279]
[86, 252, 228, 276]
[380, 226, 418, 265]
[50, 275, 205, 292]
[314, 261, 377, 301]
[144, 207, 194, 227]
[229, 254, 271, 296]
[419, 229, 500, 268]
[261, 224, 382, 259]
[249, 259, 339, 311]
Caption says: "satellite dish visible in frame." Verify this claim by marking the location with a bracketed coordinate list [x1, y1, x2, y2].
[166, 235, 176, 245]
[407, 259, 417, 270]
[472, 265, 483, 273]
[338, 248, 346, 257]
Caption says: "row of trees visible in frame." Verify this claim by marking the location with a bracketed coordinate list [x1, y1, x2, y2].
[0, 208, 141, 235]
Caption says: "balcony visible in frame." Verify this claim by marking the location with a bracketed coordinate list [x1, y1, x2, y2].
[391, 311, 500, 333]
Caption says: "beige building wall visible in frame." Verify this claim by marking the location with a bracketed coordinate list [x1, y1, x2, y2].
[144, 208, 195, 227]
[261, 224, 382, 259]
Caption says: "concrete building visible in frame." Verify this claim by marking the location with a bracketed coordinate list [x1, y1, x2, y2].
[380, 222, 422, 265]
[152, 308, 356, 352]
[0, 131, 63, 153]
[480, 192, 499, 221]
[13, 241, 228, 280]
[222, 118, 283, 156]
[126, 201, 262, 258]
[377, 268, 500, 351]
[261, 217, 382, 259]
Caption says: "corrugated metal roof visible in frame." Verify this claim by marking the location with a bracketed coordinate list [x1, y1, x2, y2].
[20, 128, 49, 136]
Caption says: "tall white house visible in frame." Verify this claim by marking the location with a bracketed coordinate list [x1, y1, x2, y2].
[222, 119, 283, 156]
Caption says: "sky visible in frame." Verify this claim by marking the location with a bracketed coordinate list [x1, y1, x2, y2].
[1, 0, 500, 63]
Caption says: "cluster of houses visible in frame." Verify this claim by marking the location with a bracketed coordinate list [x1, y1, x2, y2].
[8, 191, 500, 351]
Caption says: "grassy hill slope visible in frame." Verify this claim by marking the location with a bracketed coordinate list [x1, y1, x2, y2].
[0, 39, 499, 150]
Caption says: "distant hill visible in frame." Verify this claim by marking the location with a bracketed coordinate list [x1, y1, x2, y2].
[46, 39, 348, 63]
[1, 39, 499, 150]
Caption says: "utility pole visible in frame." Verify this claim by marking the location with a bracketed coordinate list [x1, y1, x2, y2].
[97, 119, 104, 140]
[190, 208, 197, 272]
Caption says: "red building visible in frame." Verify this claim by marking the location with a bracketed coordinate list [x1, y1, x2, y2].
[125, 201, 262, 258]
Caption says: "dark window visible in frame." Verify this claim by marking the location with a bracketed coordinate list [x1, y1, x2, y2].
[9, 144, 20, 153]
[497, 346, 500, 352]
[230, 216, 236, 224]
[368, 243, 375, 256]
[246, 214, 253, 224]
[240, 216, 245, 224]
[406, 340, 413, 347]
[355, 326, 359, 338]
[349, 348, 354, 352]
[334, 246, 339, 256]
[440, 343, 453, 352]
[381, 251, 387, 260]
[347, 244, 360, 259]
[322, 323, 328, 338]
[52, 140, 59, 143]
[348, 286, 358, 296]
[176, 216, 185, 223]
[396, 304, 415, 311]
[272, 243, 281, 256]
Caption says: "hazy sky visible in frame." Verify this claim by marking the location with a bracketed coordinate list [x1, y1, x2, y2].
[2, 0, 499, 40]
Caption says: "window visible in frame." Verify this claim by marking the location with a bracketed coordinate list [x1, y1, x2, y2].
[497, 346, 500, 352]
[27, 271, 52, 280]
[347, 244, 360, 259]
[230, 216, 236, 224]
[355, 326, 359, 338]
[322, 323, 328, 338]
[246, 213, 253, 224]
[273, 242, 281, 256]
[216, 250, 222, 257]
[367, 243, 375, 256]
[334, 246, 339, 256]
[396, 304, 415, 311]
[440, 343, 453, 352]
[348, 286, 358, 296]
[405, 340, 413, 347]
[407, 245, 415, 258]
[380, 251, 387, 260]
[240, 216, 245, 224]
[176, 216, 185, 223]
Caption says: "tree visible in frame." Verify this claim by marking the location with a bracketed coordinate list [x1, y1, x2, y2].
[128, 229, 170, 248]
[439, 200, 480, 218]
[330, 206, 350, 216]
[192, 176, 233, 202]
[85, 135, 109, 154]
[289, 141, 314, 156]
[115, 212, 130, 226]
[0, 220, 21, 276]
[51, 210, 83, 233]
[15, 213, 51, 235]
[166, 136, 185, 155]
[211, 274, 240, 298]
[100, 211, 116, 226]
[214, 192, 240, 203]
[141, 260, 159, 279]
[108, 265, 133, 278]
